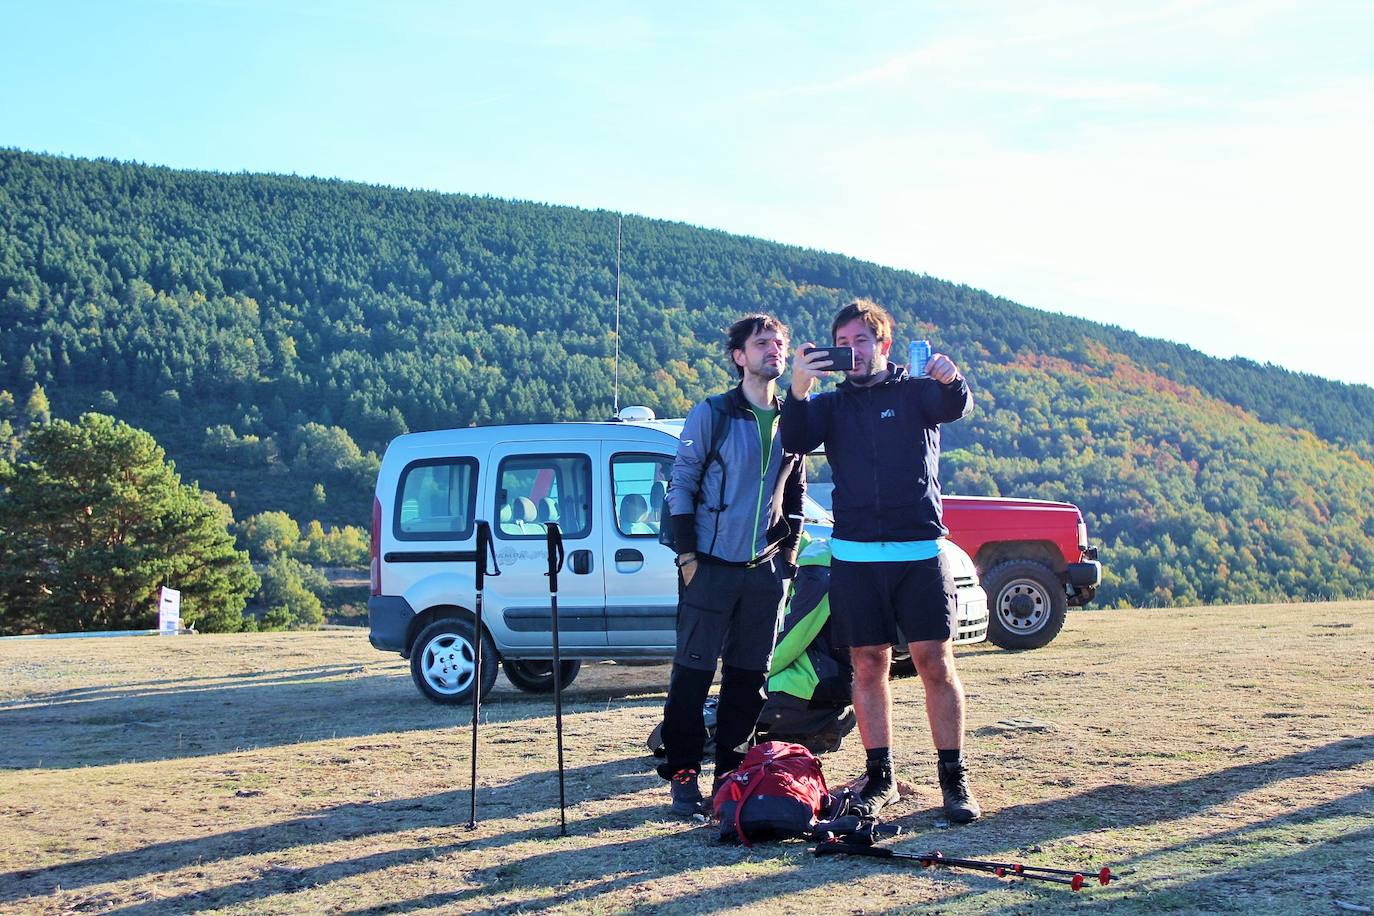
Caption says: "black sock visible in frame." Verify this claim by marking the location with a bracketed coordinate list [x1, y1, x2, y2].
[937, 748, 964, 767]
[865, 746, 893, 775]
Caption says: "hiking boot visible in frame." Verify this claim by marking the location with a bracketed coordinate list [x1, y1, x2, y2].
[938, 759, 982, 823]
[668, 768, 706, 816]
[854, 769, 899, 817]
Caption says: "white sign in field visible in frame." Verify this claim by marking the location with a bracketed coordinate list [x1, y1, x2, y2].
[158, 586, 181, 635]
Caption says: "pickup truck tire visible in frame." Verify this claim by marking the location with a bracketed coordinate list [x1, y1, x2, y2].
[502, 659, 583, 693]
[410, 617, 499, 705]
[890, 649, 916, 678]
[984, 559, 1067, 650]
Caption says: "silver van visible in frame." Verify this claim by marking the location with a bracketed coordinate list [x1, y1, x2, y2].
[368, 410, 989, 703]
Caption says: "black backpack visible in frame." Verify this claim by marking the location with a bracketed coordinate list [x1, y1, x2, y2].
[658, 393, 731, 550]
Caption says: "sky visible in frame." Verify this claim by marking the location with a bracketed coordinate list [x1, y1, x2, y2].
[3, 0, 1372, 387]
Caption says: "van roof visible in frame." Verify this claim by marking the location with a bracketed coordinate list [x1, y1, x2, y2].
[386, 417, 686, 450]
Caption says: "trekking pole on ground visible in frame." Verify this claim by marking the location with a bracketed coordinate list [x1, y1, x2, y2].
[466, 519, 495, 831]
[545, 521, 569, 835]
[813, 841, 1113, 890]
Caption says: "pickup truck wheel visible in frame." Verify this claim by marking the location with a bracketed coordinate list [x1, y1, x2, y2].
[502, 659, 583, 693]
[984, 560, 1067, 650]
[410, 617, 499, 705]
[890, 648, 916, 678]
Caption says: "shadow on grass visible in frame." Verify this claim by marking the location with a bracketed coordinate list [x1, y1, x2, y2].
[9, 737, 1370, 913]
[1109, 824, 1374, 913]
[3, 757, 663, 910]
[960, 788, 1374, 915]
[1, 664, 670, 769]
[942, 733, 1374, 845]
[324, 735, 1374, 916]
[2, 665, 372, 706]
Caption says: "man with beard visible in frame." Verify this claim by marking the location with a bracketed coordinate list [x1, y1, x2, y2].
[658, 313, 807, 815]
[781, 299, 980, 823]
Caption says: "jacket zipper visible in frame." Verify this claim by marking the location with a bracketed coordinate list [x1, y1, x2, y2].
[750, 409, 766, 557]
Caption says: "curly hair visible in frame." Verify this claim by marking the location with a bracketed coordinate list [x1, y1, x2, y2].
[830, 298, 894, 343]
[726, 313, 790, 378]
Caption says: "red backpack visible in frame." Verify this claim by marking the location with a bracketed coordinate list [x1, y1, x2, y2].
[712, 741, 833, 846]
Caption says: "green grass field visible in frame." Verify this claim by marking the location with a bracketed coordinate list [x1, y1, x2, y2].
[1, 601, 1371, 914]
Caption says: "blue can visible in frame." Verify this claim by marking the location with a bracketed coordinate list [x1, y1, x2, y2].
[908, 339, 932, 378]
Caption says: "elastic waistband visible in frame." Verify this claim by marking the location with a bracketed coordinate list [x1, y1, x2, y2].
[831, 538, 942, 563]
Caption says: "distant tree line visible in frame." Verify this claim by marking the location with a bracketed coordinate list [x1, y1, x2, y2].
[2, 147, 1373, 612]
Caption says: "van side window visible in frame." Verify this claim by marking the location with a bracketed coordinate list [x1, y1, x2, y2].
[611, 454, 673, 537]
[496, 454, 592, 539]
[395, 459, 478, 540]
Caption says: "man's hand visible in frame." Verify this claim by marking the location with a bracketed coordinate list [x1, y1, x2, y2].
[927, 353, 961, 384]
[678, 553, 698, 587]
[791, 343, 830, 399]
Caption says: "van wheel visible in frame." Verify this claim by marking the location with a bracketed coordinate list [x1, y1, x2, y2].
[984, 560, 1067, 650]
[410, 618, 499, 705]
[502, 659, 582, 693]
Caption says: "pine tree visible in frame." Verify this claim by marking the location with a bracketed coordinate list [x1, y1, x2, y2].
[0, 414, 258, 634]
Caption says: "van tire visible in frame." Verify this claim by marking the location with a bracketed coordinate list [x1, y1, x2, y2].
[984, 559, 1067, 650]
[410, 617, 499, 705]
[502, 659, 583, 693]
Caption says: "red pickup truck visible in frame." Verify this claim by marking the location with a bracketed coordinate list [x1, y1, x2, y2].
[942, 496, 1102, 649]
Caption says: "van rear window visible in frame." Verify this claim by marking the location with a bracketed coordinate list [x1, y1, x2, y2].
[395, 458, 478, 540]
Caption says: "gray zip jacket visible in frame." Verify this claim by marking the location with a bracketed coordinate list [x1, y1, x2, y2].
[667, 385, 806, 566]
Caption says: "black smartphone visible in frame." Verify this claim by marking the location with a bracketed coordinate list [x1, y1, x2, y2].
[803, 345, 855, 371]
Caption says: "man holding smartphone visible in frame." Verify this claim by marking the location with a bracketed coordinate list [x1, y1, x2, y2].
[658, 313, 807, 815]
[781, 298, 980, 823]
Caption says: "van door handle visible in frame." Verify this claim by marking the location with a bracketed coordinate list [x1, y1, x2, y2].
[614, 548, 644, 574]
[569, 549, 594, 574]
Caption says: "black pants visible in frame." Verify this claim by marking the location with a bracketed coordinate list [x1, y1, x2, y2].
[658, 560, 786, 779]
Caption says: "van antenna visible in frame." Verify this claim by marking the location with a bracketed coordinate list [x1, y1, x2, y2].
[613, 214, 622, 417]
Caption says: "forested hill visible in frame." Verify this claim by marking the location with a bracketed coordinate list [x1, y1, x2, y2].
[2, 148, 1373, 607]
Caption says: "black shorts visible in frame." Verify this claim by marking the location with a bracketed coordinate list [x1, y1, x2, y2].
[675, 559, 787, 672]
[829, 553, 957, 649]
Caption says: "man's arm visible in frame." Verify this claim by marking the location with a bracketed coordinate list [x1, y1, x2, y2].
[780, 343, 833, 455]
[778, 453, 806, 570]
[919, 353, 973, 424]
[667, 400, 712, 555]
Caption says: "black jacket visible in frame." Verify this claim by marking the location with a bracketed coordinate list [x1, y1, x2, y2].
[781, 366, 972, 543]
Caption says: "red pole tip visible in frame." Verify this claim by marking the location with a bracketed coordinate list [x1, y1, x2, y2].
[1071, 874, 1085, 891]
[1098, 867, 1112, 885]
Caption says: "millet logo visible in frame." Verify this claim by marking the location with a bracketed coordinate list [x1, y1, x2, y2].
[880, 408, 896, 419]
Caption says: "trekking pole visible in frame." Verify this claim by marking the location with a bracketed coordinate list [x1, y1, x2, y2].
[999, 862, 1115, 886]
[466, 519, 495, 831]
[545, 521, 569, 836]
[814, 842, 1107, 890]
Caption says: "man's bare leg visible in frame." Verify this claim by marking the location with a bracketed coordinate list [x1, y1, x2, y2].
[849, 643, 899, 814]
[909, 637, 980, 822]
[849, 644, 893, 748]
[908, 638, 964, 749]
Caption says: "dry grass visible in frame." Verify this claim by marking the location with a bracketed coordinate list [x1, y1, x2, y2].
[2, 601, 1372, 914]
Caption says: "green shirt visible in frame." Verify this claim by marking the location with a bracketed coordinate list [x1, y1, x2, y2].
[749, 404, 778, 557]
[751, 404, 777, 473]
